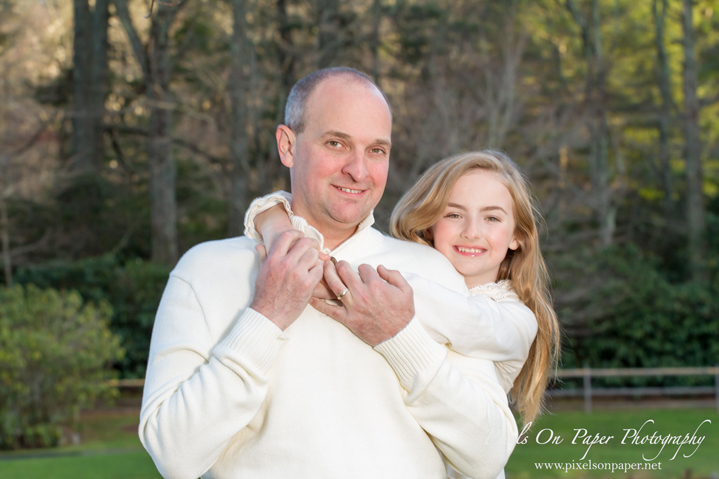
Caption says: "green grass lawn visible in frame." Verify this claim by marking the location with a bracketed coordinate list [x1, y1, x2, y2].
[1, 407, 716, 478]
[0, 410, 161, 479]
[506, 408, 719, 478]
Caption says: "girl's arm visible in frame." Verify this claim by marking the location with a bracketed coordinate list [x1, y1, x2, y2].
[254, 204, 294, 253]
[406, 273, 538, 392]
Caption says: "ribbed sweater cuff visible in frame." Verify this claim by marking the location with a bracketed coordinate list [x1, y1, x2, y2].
[374, 318, 447, 389]
[213, 308, 287, 374]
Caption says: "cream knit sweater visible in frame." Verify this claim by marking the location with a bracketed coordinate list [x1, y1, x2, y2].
[139, 216, 518, 479]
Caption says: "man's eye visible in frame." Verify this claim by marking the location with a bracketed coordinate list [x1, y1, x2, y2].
[370, 148, 386, 155]
[327, 140, 342, 148]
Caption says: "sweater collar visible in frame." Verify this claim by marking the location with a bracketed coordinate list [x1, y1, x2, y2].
[289, 211, 376, 255]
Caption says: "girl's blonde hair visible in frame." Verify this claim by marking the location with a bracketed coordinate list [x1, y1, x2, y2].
[390, 150, 560, 425]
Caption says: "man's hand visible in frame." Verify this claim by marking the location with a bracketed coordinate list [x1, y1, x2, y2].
[251, 230, 324, 330]
[309, 260, 415, 346]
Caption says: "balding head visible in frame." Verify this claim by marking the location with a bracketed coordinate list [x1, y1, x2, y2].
[284, 67, 392, 134]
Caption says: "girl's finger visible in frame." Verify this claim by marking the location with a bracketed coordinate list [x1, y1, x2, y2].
[255, 244, 268, 265]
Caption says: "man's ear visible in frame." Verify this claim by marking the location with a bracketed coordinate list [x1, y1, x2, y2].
[276, 125, 296, 168]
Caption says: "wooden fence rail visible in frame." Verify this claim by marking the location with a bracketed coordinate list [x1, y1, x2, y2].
[109, 366, 719, 414]
[549, 366, 719, 413]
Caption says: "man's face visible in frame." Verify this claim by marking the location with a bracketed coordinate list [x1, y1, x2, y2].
[277, 77, 392, 246]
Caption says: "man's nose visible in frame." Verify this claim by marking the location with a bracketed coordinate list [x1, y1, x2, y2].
[341, 150, 369, 182]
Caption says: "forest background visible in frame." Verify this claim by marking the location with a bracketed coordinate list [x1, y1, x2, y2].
[2, 0, 719, 390]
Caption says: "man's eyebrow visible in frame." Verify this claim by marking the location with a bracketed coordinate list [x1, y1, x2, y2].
[321, 131, 352, 141]
[321, 131, 391, 147]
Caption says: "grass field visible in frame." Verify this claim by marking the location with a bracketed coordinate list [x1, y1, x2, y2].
[506, 408, 718, 478]
[0, 407, 716, 478]
[0, 410, 161, 479]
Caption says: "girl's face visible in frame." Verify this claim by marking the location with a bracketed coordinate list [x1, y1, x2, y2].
[426, 169, 519, 288]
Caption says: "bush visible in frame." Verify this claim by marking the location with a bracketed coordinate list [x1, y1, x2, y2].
[15, 255, 170, 378]
[0, 285, 124, 449]
[557, 244, 719, 387]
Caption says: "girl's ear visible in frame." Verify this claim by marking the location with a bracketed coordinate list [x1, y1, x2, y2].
[509, 235, 520, 251]
[423, 228, 433, 241]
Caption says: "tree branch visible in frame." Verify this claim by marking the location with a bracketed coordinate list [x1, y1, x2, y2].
[113, 0, 150, 81]
[108, 125, 227, 165]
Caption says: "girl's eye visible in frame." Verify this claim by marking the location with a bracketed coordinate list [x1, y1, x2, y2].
[446, 213, 461, 219]
[486, 216, 500, 222]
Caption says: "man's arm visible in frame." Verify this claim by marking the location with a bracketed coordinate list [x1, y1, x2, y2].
[310, 261, 517, 479]
[140, 232, 323, 479]
[140, 276, 286, 479]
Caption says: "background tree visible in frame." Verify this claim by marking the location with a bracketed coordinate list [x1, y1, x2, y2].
[2, 0, 719, 380]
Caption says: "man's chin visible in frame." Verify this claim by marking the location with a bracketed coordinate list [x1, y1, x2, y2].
[327, 209, 371, 228]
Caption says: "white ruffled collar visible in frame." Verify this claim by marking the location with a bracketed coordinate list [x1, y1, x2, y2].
[468, 279, 519, 302]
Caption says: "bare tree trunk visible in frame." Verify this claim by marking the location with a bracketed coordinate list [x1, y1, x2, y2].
[0, 191, 10, 287]
[681, 0, 705, 281]
[228, 0, 251, 237]
[370, 0, 381, 83]
[89, 0, 110, 166]
[317, 0, 340, 68]
[277, 0, 295, 98]
[148, 4, 179, 265]
[653, 0, 674, 216]
[72, 0, 92, 172]
[566, 0, 615, 247]
[116, 0, 181, 264]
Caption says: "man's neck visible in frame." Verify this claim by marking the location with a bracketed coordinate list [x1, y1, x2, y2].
[320, 225, 360, 251]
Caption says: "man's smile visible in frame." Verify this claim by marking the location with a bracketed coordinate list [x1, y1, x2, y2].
[333, 185, 367, 195]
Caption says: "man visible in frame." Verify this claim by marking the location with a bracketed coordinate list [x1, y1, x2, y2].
[139, 67, 517, 479]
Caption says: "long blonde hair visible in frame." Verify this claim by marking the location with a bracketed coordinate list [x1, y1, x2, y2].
[390, 150, 560, 425]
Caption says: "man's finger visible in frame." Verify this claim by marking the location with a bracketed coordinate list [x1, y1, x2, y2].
[357, 263, 380, 285]
[284, 237, 321, 264]
[309, 297, 346, 322]
[335, 260, 365, 291]
[376, 264, 411, 293]
[297, 245, 320, 271]
[322, 261, 352, 304]
[271, 230, 305, 257]
[312, 277, 334, 300]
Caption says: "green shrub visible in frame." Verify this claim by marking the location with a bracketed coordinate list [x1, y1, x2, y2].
[15, 255, 170, 378]
[0, 285, 124, 450]
[557, 244, 719, 387]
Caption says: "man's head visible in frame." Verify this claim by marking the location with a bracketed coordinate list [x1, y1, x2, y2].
[276, 67, 393, 249]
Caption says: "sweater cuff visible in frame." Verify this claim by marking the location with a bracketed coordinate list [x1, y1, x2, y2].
[374, 318, 448, 391]
[213, 308, 287, 375]
[243, 191, 293, 243]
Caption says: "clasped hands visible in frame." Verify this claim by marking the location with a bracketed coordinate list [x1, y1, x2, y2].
[250, 231, 415, 347]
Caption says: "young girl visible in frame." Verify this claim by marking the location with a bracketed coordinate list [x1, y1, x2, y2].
[245, 150, 560, 477]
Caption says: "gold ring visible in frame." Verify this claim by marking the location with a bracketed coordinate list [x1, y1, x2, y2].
[336, 288, 349, 300]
